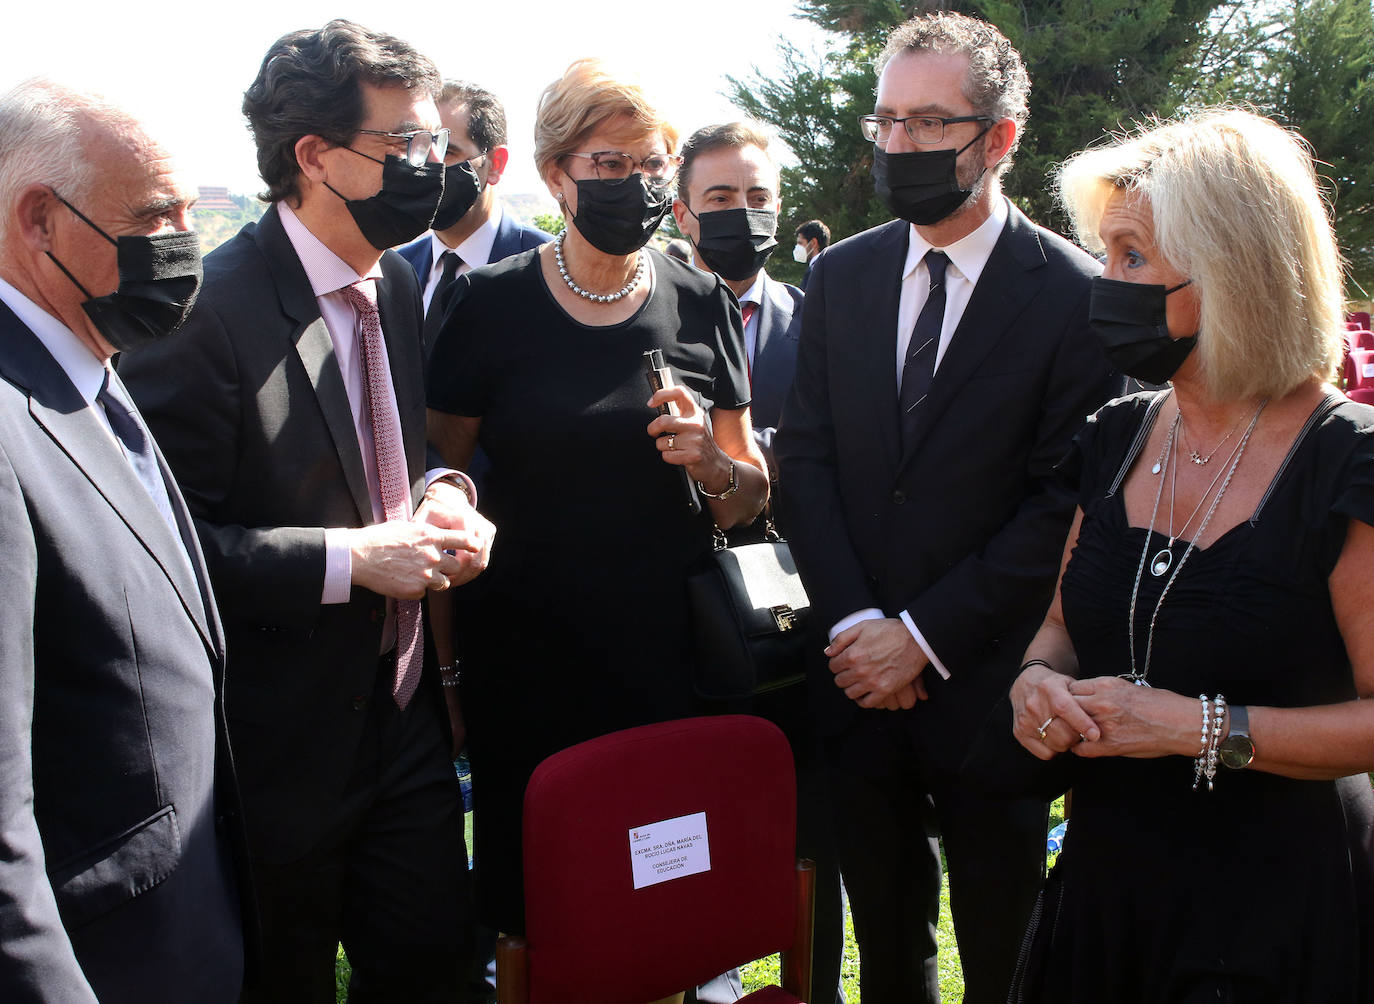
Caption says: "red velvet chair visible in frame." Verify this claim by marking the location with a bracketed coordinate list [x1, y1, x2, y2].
[1356, 330, 1374, 352]
[1349, 349, 1374, 395]
[1350, 386, 1374, 406]
[496, 716, 814, 1004]
[1350, 311, 1372, 331]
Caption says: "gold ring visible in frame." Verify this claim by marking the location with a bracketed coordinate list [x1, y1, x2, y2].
[667, 434, 676, 450]
[1036, 715, 1057, 741]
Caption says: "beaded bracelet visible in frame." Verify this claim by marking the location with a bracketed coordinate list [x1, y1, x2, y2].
[1192, 696, 1211, 790]
[1192, 693, 1227, 791]
[439, 662, 461, 689]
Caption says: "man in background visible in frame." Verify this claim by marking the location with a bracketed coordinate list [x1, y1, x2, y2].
[673, 121, 845, 1004]
[793, 218, 829, 289]
[399, 80, 551, 354]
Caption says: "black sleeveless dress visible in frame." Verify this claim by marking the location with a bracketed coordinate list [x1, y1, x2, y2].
[1044, 391, 1374, 1003]
[427, 248, 750, 933]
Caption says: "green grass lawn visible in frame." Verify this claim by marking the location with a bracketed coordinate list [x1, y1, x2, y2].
[335, 799, 1066, 1002]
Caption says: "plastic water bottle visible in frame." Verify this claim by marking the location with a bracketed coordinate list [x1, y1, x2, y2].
[1046, 820, 1068, 854]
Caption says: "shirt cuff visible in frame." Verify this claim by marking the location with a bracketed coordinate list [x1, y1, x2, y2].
[321, 528, 352, 605]
[424, 468, 478, 508]
[828, 608, 884, 643]
[899, 610, 951, 680]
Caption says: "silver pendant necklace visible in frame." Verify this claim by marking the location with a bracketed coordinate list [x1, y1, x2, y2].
[1122, 397, 1267, 686]
[1151, 417, 1247, 577]
[554, 229, 644, 303]
[1181, 415, 1239, 466]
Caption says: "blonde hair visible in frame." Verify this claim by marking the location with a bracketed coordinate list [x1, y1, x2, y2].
[1056, 108, 1345, 400]
[533, 59, 679, 182]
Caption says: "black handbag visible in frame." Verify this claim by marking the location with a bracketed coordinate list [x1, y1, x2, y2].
[686, 518, 810, 700]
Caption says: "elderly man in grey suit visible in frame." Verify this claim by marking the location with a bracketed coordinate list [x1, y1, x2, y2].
[0, 79, 245, 1002]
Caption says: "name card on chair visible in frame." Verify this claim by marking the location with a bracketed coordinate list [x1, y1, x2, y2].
[628, 811, 712, 889]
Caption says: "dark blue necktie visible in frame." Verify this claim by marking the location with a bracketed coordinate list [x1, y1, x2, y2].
[98, 370, 179, 536]
[899, 249, 949, 449]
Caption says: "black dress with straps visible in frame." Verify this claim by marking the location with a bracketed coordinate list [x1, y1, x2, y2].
[427, 248, 750, 933]
[1043, 391, 1374, 1003]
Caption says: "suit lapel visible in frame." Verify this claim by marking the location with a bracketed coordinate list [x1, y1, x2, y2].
[0, 310, 218, 652]
[859, 222, 910, 473]
[490, 213, 518, 263]
[898, 206, 1047, 471]
[258, 207, 374, 525]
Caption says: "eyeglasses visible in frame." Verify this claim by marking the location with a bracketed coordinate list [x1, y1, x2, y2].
[858, 114, 993, 145]
[562, 150, 683, 186]
[353, 128, 451, 167]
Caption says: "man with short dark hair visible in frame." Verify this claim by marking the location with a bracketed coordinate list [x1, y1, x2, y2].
[399, 80, 551, 352]
[777, 12, 1116, 1003]
[0, 78, 245, 1002]
[121, 20, 492, 1003]
[793, 218, 829, 289]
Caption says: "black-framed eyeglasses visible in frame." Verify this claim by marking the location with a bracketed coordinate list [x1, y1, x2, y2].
[562, 150, 683, 186]
[858, 114, 993, 145]
[353, 128, 451, 167]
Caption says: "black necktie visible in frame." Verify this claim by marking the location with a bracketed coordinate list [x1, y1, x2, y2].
[424, 250, 463, 352]
[98, 370, 179, 536]
[899, 249, 949, 448]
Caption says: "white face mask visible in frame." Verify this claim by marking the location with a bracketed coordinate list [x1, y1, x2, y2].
[793, 242, 809, 264]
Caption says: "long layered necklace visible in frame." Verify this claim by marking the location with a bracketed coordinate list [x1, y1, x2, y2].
[1121, 398, 1267, 687]
[554, 229, 645, 303]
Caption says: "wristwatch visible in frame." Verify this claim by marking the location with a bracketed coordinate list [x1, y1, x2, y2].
[1218, 704, 1255, 769]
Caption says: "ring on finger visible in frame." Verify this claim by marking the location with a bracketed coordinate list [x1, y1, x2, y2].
[1036, 715, 1057, 741]
[666, 434, 676, 450]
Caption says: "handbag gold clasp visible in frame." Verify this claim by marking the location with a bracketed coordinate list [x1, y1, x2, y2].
[770, 605, 797, 631]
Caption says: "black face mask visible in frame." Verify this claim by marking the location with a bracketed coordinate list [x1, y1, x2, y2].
[1089, 277, 1197, 384]
[570, 175, 671, 255]
[430, 160, 482, 232]
[686, 206, 779, 281]
[871, 126, 990, 226]
[326, 150, 444, 249]
[45, 193, 202, 355]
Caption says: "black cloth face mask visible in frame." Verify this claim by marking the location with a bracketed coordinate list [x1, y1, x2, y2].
[871, 126, 991, 226]
[685, 206, 779, 281]
[430, 160, 481, 232]
[45, 193, 202, 355]
[570, 175, 671, 256]
[1089, 276, 1197, 384]
[326, 150, 444, 249]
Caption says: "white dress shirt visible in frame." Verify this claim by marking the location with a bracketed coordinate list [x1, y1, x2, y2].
[830, 196, 1011, 680]
[737, 270, 766, 366]
[420, 201, 503, 314]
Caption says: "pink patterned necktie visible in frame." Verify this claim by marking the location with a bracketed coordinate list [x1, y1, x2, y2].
[344, 280, 423, 709]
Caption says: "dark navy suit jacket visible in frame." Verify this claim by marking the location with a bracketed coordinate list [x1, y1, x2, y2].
[746, 269, 804, 475]
[398, 207, 552, 282]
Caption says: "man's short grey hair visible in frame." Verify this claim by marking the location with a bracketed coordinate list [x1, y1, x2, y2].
[0, 79, 122, 243]
[876, 12, 1031, 173]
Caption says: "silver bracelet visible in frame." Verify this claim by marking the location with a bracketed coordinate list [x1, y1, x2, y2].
[1192, 696, 1211, 790]
[696, 460, 739, 499]
[1192, 694, 1226, 791]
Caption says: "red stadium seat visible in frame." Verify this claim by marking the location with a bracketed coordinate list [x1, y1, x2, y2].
[497, 716, 814, 1004]
[1357, 331, 1374, 352]
[1348, 348, 1374, 394]
[1351, 311, 1372, 331]
[1349, 387, 1374, 406]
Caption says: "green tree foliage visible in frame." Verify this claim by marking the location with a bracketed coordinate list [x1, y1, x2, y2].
[1238, 0, 1373, 297]
[532, 210, 566, 236]
[731, 0, 1231, 243]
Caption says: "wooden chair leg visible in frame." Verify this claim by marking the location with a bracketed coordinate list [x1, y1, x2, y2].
[781, 858, 815, 1001]
[496, 934, 530, 1004]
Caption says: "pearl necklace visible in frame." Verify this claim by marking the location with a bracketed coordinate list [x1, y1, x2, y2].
[554, 229, 644, 303]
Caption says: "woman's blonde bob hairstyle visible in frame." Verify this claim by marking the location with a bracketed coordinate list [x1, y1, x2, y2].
[533, 58, 679, 186]
[1056, 108, 1346, 401]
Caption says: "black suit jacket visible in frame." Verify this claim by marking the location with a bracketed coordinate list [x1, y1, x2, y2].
[0, 304, 244, 1001]
[776, 205, 1116, 775]
[121, 204, 441, 863]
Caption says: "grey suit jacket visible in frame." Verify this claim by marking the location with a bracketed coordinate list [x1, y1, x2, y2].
[121, 203, 441, 863]
[0, 303, 242, 1001]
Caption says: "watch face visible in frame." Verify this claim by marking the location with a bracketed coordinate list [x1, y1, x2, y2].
[1219, 736, 1255, 769]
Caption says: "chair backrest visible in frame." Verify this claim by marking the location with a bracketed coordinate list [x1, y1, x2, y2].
[1350, 386, 1374, 406]
[519, 715, 798, 1004]
[1351, 311, 1372, 331]
[1357, 330, 1374, 352]
[1349, 348, 1374, 392]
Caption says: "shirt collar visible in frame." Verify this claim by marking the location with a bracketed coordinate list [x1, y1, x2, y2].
[432, 200, 504, 274]
[738, 269, 766, 308]
[278, 201, 383, 294]
[902, 195, 1009, 285]
[0, 275, 108, 403]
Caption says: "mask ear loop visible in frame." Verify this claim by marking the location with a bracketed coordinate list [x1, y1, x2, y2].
[44, 189, 115, 300]
[1165, 279, 1193, 295]
[45, 250, 95, 299]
